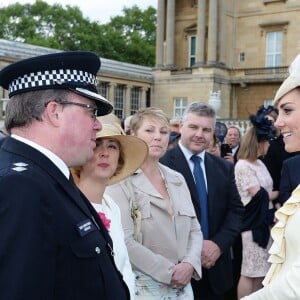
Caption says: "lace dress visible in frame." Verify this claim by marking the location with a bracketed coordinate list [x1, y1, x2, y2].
[235, 159, 273, 277]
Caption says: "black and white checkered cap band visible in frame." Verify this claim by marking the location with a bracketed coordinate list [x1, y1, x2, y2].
[9, 69, 97, 94]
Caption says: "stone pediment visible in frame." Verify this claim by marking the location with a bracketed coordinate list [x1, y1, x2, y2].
[184, 23, 197, 34]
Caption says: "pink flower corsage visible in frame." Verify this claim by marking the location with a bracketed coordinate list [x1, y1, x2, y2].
[98, 212, 111, 231]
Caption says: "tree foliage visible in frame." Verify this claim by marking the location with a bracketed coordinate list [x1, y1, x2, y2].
[0, 0, 156, 66]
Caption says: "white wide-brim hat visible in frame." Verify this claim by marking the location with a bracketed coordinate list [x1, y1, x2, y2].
[274, 54, 300, 105]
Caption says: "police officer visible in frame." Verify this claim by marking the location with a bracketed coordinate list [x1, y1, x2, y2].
[0, 51, 130, 299]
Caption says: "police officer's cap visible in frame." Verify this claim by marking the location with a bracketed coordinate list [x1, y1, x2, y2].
[0, 51, 113, 116]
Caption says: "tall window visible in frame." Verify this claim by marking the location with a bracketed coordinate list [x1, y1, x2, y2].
[174, 98, 188, 118]
[114, 85, 125, 119]
[266, 31, 282, 67]
[98, 82, 109, 99]
[130, 87, 140, 115]
[264, 99, 273, 108]
[189, 36, 196, 67]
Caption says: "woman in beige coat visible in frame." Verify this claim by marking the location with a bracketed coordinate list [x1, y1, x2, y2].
[106, 107, 202, 299]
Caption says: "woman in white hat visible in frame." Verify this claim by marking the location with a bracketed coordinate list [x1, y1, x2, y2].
[71, 116, 148, 299]
[241, 55, 300, 299]
[106, 107, 202, 299]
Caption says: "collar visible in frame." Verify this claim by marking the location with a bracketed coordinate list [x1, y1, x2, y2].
[178, 141, 206, 162]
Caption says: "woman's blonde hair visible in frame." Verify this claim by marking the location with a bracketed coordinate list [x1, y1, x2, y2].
[130, 107, 170, 134]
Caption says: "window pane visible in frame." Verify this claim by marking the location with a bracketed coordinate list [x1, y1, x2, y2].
[97, 82, 108, 99]
[173, 98, 188, 117]
[190, 36, 196, 55]
[190, 57, 196, 66]
[189, 36, 196, 67]
[266, 31, 282, 67]
[130, 87, 140, 115]
[114, 85, 124, 119]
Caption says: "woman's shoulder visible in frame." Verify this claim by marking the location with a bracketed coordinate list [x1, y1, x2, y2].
[236, 159, 255, 168]
[159, 163, 185, 181]
[102, 194, 121, 212]
[235, 159, 258, 174]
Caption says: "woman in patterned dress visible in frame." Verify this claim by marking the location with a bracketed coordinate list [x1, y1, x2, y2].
[234, 107, 278, 299]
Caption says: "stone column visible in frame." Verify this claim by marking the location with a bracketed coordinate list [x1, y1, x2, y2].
[207, 0, 218, 65]
[166, 0, 175, 67]
[125, 85, 132, 117]
[140, 87, 148, 108]
[155, 0, 165, 67]
[196, 0, 206, 65]
[108, 82, 116, 108]
[218, 0, 226, 65]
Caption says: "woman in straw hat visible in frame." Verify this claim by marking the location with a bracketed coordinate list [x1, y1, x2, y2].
[241, 55, 300, 299]
[106, 107, 202, 299]
[71, 115, 148, 299]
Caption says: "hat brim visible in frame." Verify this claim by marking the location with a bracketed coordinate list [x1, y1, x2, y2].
[96, 134, 148, 185]
[73, 87, 113, 116]
[273, 75, 299, 106]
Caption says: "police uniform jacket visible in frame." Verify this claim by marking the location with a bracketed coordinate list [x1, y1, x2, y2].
[0, 137, 130, 300]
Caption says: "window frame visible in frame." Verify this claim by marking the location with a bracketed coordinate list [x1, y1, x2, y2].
[188, 35, 197, 67]
[265, 31, 283, 67]
[173, 97, 188, 118]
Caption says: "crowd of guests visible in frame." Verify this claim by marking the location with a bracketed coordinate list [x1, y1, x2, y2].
[2, 50, 300, 300]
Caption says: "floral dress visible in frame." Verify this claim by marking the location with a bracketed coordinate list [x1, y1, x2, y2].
[235, 159, 273, 277]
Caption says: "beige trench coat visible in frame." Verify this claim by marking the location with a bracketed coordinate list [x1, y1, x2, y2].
[106, 163, 202, 285]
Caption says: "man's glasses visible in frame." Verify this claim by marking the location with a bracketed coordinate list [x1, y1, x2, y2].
[53, 98, 98, 119]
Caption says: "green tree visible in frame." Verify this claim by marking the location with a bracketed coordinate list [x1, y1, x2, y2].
[102, 5, 156, 66]
[0, 1, 156, 66]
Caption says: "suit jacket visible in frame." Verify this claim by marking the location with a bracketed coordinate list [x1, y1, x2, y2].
[279, 154, 300, 205]
[160, 145, 244, 294]
[106, 164, 202, 284]
[0, 137, 130, 300]
[261, 135, 291, 191]
[233, 145, 240, 164]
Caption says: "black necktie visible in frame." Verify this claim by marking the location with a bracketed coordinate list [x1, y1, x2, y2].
[191, 155, 209, 239]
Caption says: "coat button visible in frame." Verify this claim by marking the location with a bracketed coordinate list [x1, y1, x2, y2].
[95, 246, 101, 254]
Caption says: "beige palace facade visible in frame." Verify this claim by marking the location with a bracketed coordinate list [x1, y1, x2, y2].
[153, 0, 300, 119]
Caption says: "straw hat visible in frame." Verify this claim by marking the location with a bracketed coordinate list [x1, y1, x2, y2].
[274, 54, 300, 105]
[96, 118, 148, 185]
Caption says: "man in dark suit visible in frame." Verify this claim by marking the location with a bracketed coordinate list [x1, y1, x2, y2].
[0, 52, 129, 299]
[279, 154, 300, 205]
[160, 102, 244, 300]
[223, 125, 241, 164]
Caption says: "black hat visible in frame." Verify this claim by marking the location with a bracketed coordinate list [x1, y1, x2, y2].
[0, 51, 113, 116]
[249, 105, 277, 142]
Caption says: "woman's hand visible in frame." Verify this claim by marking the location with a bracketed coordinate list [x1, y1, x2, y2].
[170, 262, 194, 288]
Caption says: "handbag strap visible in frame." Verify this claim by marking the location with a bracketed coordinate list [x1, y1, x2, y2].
[125, 178, 137, 219]
[125, 178, 142, 243]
